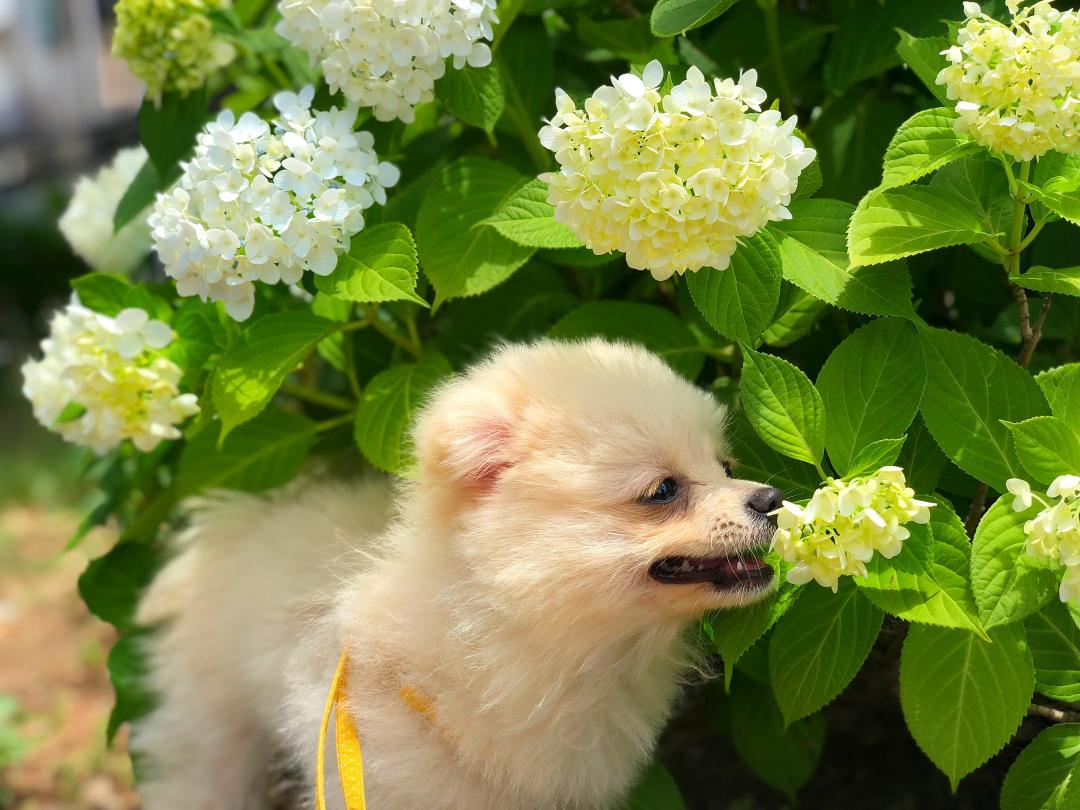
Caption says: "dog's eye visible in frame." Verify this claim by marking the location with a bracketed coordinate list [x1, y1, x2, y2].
[646, 477, 680, 504]
[721, 459, 734, 477]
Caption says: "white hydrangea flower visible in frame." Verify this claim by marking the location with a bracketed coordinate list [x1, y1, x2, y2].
[770, 467, 935, 592]
[538, 61, 816, 281]
[148, 86, 399, 321]
[21, 300, 199, 454]
[1008, 474, 1080, 604]
[276, 0, 499, 124]
[937, 0, 1080, 161]
[59, 146, 152, 273]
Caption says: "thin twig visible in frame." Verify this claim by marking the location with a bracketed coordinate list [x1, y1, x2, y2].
[965, 483, 988, 537]
[614, 0, 641, 18]
[1029, 703, 1080, 723]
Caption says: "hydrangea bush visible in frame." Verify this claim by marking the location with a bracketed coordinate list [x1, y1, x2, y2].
[32, 0, 1080, 804]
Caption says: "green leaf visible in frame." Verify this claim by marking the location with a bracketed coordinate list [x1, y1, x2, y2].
[498, 19, 554, 170]
[900, 623, 1034, 790]
[107, 632, 156, 743]
[729, 415, 821, 501]
[769, 579, 883, 724]
[176, 409, 317, 495]
[576, 16, 671, 63]
[650, 0, 741, 36]
[212, 311, 341, 437]
[550, 301, 705, 380]
[416, 158, 535, 307]
[740, 347, 825, 468]
[1026, 183, 1080, 227]
[931, 154, 1015, 263]
[706, 571, 801, 688]
[919, 326, 1049, 492]
[138, 89, 209, 176]
[55, 401, 88, 425]
[770, 199, 914, 318]
[621, 762, 686, 810]
[354, 354, 453, 475]
[971, 497, 1059, 630]
[729, 678, 826, 799]
[315, 223, 426, 307]
[1037, 364, 1080, 425]
[1001, 724, 1080, 810]
[848, 186, 993, 268]
[483, 179, 584, 249]
[114, 158, 163, 233]
[896, 31, 951, 106]
[1003, 416, 1080, 485]
[436, 64, 505, 132]
[1026, 602, 1080, 703]
[70, 273, 170, 321]
[687, 230, 781, 346]
[880, 108, 981, 190]
[816, 318, 925, 475]
[78, 542, 162, 630]
[1020, 267, 1080, 299]
[897, 414, 948, 493]
[845, 437, 906, 477]
[761, 288, 828, 348]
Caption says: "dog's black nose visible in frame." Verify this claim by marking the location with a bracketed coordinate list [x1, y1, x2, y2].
[746, 487, 784, 520]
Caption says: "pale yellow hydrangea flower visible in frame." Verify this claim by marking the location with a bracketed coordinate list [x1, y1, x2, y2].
[113, 0, 236, 106]
[21, 301, 199, 454]
[770, 467, 935, 592]
[538, 61, 815, 281]
[937, 0, 1080, 161]
[1007, 475, 1080, 603]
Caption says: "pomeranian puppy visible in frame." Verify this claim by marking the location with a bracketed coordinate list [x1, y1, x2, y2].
[133, 338, 783, 810]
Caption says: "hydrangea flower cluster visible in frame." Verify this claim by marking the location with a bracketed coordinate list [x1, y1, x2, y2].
[770, 467, 935, 592]
[148, 86, 400, 321]
[937, 0, 1080, 161]
[21, 301, 199, 455]
[276, 0, 499, 124]
[1007, 475, 1080, 603]
[59, 146, 152, 274]
[112, 0, 237, 106]
[538, 61, 816, 281]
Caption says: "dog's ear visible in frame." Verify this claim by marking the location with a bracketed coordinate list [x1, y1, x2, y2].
[413, 377, 516, 488]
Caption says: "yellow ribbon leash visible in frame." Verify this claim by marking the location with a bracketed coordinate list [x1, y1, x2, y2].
[316, 651, 367, 810]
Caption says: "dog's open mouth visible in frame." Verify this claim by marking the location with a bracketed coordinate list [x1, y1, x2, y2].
[648, 550, 774, 590]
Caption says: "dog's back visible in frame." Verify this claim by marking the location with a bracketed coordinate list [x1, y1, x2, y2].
[133, 478, 391, 810]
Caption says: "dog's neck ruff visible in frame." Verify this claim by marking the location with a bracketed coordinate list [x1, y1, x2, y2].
[316, 651, 436, 810]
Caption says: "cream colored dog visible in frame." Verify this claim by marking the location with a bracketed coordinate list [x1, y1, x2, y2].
[133, 339, 782, 810]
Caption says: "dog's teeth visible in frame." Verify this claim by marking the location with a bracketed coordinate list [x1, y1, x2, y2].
[736, 560, 745, 572]
[678, 560, 693, 573]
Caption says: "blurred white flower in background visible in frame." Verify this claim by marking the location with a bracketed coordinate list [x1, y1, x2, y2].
[21, 301, 199, 454]
[148, 86, 399, 321]
[538, 60, 816, 281]
[59, 146, 152, 274]
[770, 467, 934, 592]
[1008, 475, 1080, 604]
[937, 0, 1080, 161]
[277, 0, 499, 124]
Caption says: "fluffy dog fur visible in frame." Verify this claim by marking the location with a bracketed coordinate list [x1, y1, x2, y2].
[134, 339, 780, 810]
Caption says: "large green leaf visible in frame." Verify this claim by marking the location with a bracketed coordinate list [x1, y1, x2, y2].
[729, 678, 826, 799]
[621, 762, 686, 810]
[769, 579, 884, 724]
[176, 409, 317, 495]
[900, 623, 1034, 790]
[687, 231, 781, 346]
[483, 179, 583, 249]
[848, 186, 993, 268]
[650, 0, 741, 36]
[1020, 267, 1080, 299]
[895, 31, 951, 106]
[897, 415, 948, 494]
[212, 311, 341, 437]
[729, 414, 821, 501]
[436, 64, 505, 132]
[1038, 364, 1080, 425]
[1001, 724, 1080, 810]
[879, 108, 980, 190]
[550, 301, 705, 380]
[576, 16, 671, 64]
[354, 354, 453, 475]
[919, 326, 1048, 492]
[816, 318, 925, 475]
[971, 497, 1059, 630]
[416, 158, 535, 307]
[114, 158, 165, 232]
[770, 200, 914, 318]
[1003, 416, 1080, 486]
[106, 632, 156, 743]
[78, 542, 161, 630]
[315, 223, 426, 306]
[138, 89, 208, 176]
[1026, 602, 1080, 703]
[740, 347, 826, 468]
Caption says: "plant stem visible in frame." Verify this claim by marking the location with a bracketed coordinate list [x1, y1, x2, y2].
[1005, 161, 1032, 279]
[315, 411, 356, 433]
[762, 2, 794, 116]
[281, 382, 354, 411]
[1001, 160, 1049, 370]
[343, 335, 363, 400]
[366, 306, 423, 359]
[1029, 703, 1080, 723]
[614, 0, 641, 17]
